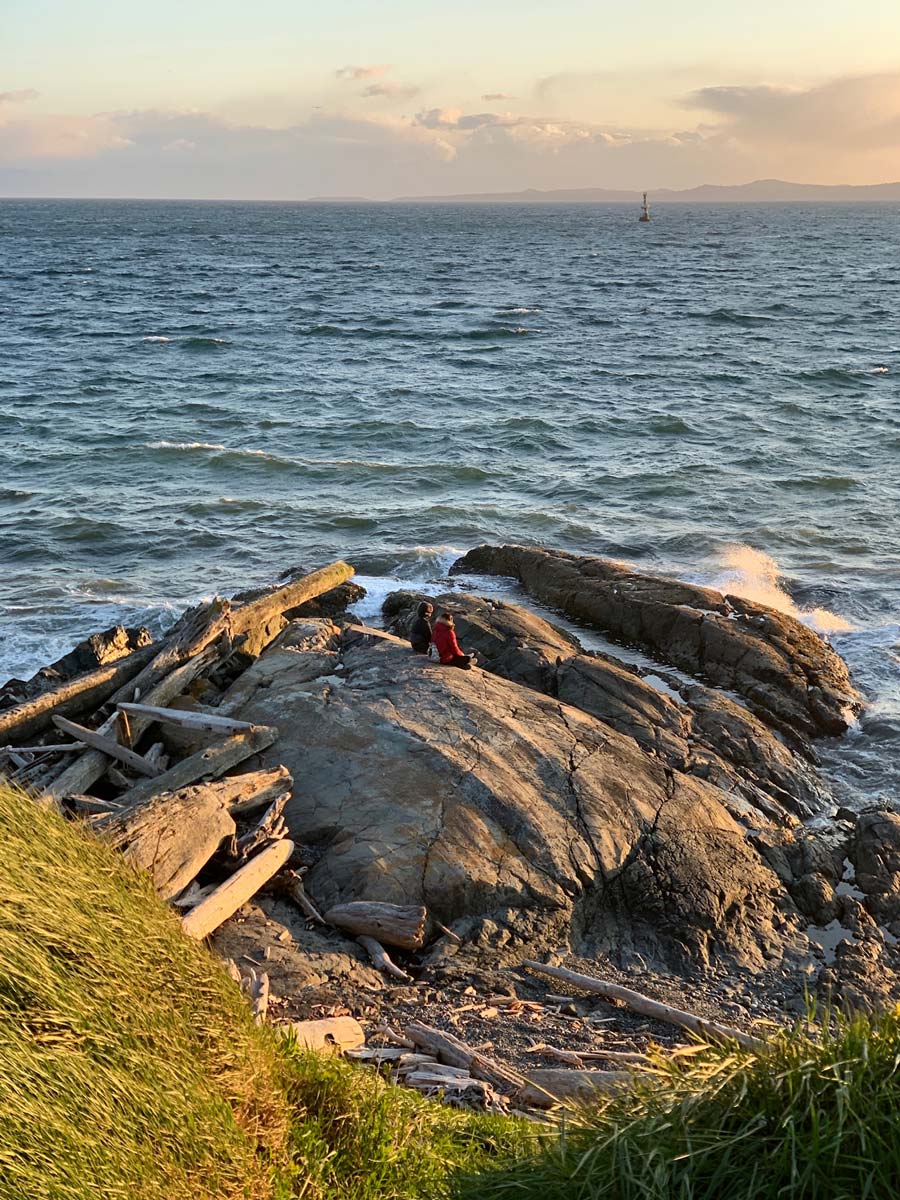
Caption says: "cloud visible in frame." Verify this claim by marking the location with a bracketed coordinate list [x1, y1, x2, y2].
[3, 71, 900, 198]
[361, 82, 420, 101]
[335, 64, 391, 81]
[0, 89, 39, 105]
[482, 92, 514, 101]
[684, 73, 900, 148]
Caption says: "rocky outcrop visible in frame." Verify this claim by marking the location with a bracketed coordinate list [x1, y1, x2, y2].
[225, 619, 791, 970]
[385, 591, 824, 823]
[450, 545, 860, 741]
[0, 624, 152, 711]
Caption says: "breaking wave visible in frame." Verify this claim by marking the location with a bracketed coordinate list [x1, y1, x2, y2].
[711, 545, 854, 634]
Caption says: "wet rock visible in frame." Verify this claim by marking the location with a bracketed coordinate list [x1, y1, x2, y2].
[226, 618, 789, 972]
[0, 624, 153, 710]
[850, 811, 900, 922]
[451, 545, 860, 740]
[790, 873, 838, 924]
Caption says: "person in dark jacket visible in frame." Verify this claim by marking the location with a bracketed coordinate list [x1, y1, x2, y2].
[410, 601, 434, 654]
[431, 611, 473, 669]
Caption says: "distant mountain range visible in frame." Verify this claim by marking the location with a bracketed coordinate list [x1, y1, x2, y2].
[378, 179, 900, 204]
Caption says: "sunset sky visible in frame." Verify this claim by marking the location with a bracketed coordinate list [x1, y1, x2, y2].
[2, 0, 900, 197]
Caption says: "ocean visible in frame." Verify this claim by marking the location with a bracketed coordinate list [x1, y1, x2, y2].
[1, 198, 897, 806]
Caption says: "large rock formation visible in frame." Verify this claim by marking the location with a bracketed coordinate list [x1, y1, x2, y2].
[384, 591, 824, 823]
[450, 545, 861, 742]
[224, 619, 792, 970]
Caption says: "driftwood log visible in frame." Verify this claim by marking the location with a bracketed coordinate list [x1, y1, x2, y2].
[228, 560, 353, 657]
[45, 643, 224, 801]
[519, 1068, 633, 1109]
[323, 902, 427, 950]
[115, 729, 279, 809]
[108, 597, 233, 709]
[285, 1016, 365, 1052]
[52, 716, 163, 778]
[521, 960, 766, 1052]
[103, 784, 237, 901]
[406, 1022, 526, 1093]
[116, 702, 256, 735]
[181, 838, 294, 940]
[357, 935, 412, 982]
[0, 643, 157, 746]
[233, 793, 289, 862]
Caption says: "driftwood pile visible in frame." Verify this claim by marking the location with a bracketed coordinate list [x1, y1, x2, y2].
[271, 957, 767, 1116]
[0, 561, 360, 943]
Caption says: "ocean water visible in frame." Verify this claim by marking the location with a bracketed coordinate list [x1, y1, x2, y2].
[1, 199, 898, 805]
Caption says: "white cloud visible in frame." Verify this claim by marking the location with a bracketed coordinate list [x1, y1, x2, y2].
[2, 71, 899, 197]
[684, 73, 900, 149]
[360, 82, 420, 101]
[335, 64, 392, 81]
[0, 89, 39, 105]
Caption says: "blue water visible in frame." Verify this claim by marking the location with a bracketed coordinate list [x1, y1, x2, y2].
[1, 199, 898, 803]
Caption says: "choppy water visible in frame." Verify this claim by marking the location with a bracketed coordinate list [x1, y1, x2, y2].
[1, 199, 898, 805]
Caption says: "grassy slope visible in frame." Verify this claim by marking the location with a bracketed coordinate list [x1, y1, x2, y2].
[458, 1010, 900, 1200]
[0, 782, 524, 1200]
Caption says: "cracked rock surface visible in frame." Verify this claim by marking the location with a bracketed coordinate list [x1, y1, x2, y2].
[226, 619, 788, 970]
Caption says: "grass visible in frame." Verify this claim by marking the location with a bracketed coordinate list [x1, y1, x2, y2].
[0, 781, 524, 1200]
[6, 777, 900, 1200]
[455, 1007, 900, 1200]
[0, 781, 291, 1200]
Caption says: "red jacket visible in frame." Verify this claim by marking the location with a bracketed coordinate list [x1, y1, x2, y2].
[432, 620, 462, 663]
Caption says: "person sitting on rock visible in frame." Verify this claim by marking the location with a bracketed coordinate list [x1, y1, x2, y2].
[410, 601, 434, 655]
[432, 611, 473, 669]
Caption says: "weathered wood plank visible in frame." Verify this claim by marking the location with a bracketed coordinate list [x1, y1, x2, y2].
[52, 716, 163, 778]
[0, 643, 157, 746]
[181, 839, 294, 940]
[45, 644, 223, 801]
[103, 784, 237, 901]
[115, 729, 279, 809]
[116, 702, 256, 734]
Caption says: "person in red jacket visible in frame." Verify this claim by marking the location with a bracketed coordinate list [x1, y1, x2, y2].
[431, 611, 473, 669]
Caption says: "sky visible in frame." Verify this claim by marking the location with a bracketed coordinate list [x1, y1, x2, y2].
[2, 0, 900, 198]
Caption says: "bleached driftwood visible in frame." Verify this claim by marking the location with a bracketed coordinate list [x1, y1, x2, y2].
[117, 702, 256, 735]
[0, 643, 157, 745]
[103, 783, 237, 900]
[285, 1016, 365, 1052]
[281, 870, 326, 924]
[227, 764, 293, 815]
[406, 1022, 525, 1093]
[245, 969, 270, 1023]
[181, 838, 294, 940]
[108, 597, 232, 708]
[519, 1068, 633, 1109]
[521, 960, 766, 1052]
[52, 716, 163, 778]
[115, 729, 279, 809]
[323, 901, 427, 950]
[356, 935, 412, 983]
[233, 793, 289, 862]
[46, 643, 223, 801]
[1, 742, 86, 756]
[228, 560, 354, 657]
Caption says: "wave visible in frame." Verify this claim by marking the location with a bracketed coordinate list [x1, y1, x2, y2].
[697, 308, 776, 326]
[142, 335, 171, 343]
[180, 336, 229, 349]
[710, 545, 853, 634]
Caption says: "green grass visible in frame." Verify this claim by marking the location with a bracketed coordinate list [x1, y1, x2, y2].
[7, 777, 899, 1200]
[0, 781, 524, 1200]
[0, 781, 291, 1200]
[455, 1008, 900, 1200]
[279, 1045, 526, 1199]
